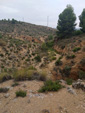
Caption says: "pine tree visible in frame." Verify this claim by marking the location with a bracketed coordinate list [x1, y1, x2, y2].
[79, 9, 85, 33]
[57, 5, 76, 38]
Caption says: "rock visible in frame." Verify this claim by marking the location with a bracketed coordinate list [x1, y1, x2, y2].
[60, 79, 66, 84]
[28, 99, 31, 103]
[67, 87, 76, 95]
[77, 79, 82, 82]
[4, 93, 10, 98]
[22, 83, 27, 87]
[41, 109, 50, 113]
[72, 82, 85, 92]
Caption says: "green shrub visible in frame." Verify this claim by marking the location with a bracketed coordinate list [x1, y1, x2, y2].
[38, 80, 63, 93]
[13, 68, 35, 81]
[63, 66, 71, 77]
[73, 47, 81, 52]
[35, 55, 41, 62]
[12, 82, 19, 87]
[51, 57, 56, 60]
[0, 72, 12, 82]
[28, 66, 36, 70]
[66, 54, 75, 59]
[73, 30, 83, 36]
[16, 90, 27, 97]
[80, 58, 85, 66]
[79, 71, 85, 79]
[66, 79, 73, 85]
[0, 88, 9, 93]
[48, 35, 54, 40]
[55, 56, 63, 66]
[38, 70, 47, 81]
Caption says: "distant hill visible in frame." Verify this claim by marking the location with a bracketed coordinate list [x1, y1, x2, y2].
[0, 19, 56, 39]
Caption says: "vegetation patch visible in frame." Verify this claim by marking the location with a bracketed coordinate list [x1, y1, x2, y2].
[35, 55, 41, 62]
[55, 56, 63, 66]
[66, 79, 73, 85]
[0, 88, 9, 93]
[66, 54, 76, 59]
[79, 70, 85, 79]
[62, 66, 71, 77]
[16, 90, 27, 97]
[12, 82, 19, 87]
[73, 47, 81, 52]
[0, 72, 12, 82]
[38, 80, 63, 93]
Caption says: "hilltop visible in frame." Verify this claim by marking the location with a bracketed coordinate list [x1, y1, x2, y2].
[0, 19, 56, 42]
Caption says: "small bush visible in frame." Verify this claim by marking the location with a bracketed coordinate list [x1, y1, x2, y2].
[55, 56, 63, 66]
[28, 66, 36, 70]
[13, 68, 35, 81]
[35, 55, 41, 62]
[80, 58, 85, 66]
[0, 72, 12, 82]
[66, 54, 75, 59]
[38, 70, 47, 81]
[63, 66, 71, 77]
[51, 57, 56, 60]
[79, 71, 85, 79]
[0, 88, 9, 93]
[73, 47, 81, 52]
[73, 30, 83, 36]
[12, 82, 19, 87]
[38, 80, 63, 93]
[66, 79, 73, 85]
[16, 90, 27, 97]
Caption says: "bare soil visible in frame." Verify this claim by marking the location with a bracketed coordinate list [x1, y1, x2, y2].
[0, 80, 85, 113]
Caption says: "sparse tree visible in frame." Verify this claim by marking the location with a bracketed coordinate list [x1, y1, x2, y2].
[57, 5, 76, 38]
[79, 9, 85, 33]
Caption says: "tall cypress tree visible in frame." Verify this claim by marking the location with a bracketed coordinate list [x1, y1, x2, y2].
[79, 9, 85, 33]
[57, 5, 76, 38]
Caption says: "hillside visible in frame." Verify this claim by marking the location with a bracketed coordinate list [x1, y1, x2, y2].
[0, 19, 56, 41]
[0, 19, 85, 113]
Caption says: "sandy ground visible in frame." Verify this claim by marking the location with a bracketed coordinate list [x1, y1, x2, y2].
[0, 80, 85, 113]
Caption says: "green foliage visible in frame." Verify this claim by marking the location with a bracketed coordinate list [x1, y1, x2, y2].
[66, 79, 73, 85]
[11, 18, 17, 24]
[0, 33, 2, 39]
[79, 9, 85, 32]
[55, 56, 63, 66]
[73, 47, 81, 52]
[41, 41, 54, 52]
[35, 55, 41, 62]
[73, 30, 83, 36]
[48, 35, 54, 40]
[66, 54, 75, 59]
[57, 5, 76, 38]
[13, 68, 35, 81]
[63, 66, 71, 77]
[38, 80, 63, 93]
[0, 72, 12, 82]
[0, 88, 9, 93]
[28, 66, 36, 70]
[16, 90, 27, 97]
[79, 71, 85, 79]
[12, 82, 19, 87]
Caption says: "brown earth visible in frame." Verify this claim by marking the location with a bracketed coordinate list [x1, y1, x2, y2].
[0, 80, 85, 113]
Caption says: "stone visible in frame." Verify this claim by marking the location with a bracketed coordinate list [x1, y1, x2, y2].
[4, 93, 10, 98]
[41, 109, 50, 113]
[67, 87, 76, 95]
[28, 99, 31, 103]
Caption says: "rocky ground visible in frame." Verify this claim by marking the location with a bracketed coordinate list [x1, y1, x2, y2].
[0, 80, 85, 113]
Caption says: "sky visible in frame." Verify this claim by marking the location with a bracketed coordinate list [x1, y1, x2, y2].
[0, 0, 85, 28]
